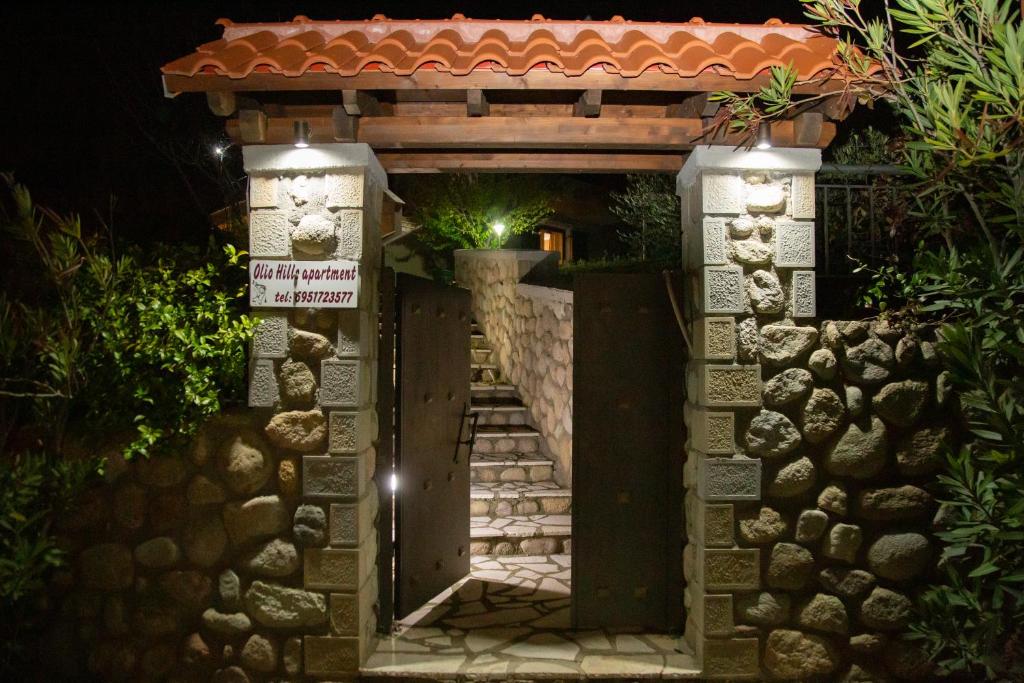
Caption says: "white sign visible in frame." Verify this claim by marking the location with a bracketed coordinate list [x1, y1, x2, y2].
[250, 260, 359, 308]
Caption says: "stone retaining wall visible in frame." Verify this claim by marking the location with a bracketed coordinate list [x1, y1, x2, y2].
[454, 250, 573, 484]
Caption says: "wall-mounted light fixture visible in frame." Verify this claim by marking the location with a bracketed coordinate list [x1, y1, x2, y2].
[756, 123, 772, 150]
[293, 120, 311, 148]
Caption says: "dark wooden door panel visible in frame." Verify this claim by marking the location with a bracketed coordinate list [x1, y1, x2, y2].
[572, 272, 685, 631]
[396, 274, 472, 619]
[375, 267, 396, 633]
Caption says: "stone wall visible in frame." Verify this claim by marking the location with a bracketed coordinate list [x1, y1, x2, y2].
[736, 320, 945, 681]
[54, 407, 366, 682]
[454, 250, 574, 485]
[50, 144, 387, 683]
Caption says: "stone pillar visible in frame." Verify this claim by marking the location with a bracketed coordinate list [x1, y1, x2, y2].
[677, 146, 820, 679]
[244, 144, 386, 680]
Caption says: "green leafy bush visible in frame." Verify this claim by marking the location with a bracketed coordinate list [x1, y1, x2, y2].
[1, 176, 254, 460]
[0, 452, 93, 670]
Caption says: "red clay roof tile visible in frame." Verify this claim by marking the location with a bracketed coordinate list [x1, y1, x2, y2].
[161, 15, 869, 84]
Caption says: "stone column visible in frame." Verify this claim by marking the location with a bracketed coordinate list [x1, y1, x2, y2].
[677, 146, 820, 679]
[244, 144, 386, 680]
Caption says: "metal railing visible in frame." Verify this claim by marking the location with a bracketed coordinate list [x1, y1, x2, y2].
[814, 165, 910, 277]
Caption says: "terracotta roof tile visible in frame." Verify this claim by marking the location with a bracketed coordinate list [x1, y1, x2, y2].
[161, 15, 869, 83]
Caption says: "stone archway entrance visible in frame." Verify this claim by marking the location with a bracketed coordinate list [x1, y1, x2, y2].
[163, 14, 847, 681]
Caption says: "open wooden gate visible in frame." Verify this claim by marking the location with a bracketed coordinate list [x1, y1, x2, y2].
[393, 274, 473, 619]
[572, 272, 686, 631]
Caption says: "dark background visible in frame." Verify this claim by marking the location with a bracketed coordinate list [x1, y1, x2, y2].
[1, 1, 816, 244]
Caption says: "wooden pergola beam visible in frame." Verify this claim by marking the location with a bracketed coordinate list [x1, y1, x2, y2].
[226, 114, 836, 150]
[164, 70, 848, 95]
[377, 152, 684, 174]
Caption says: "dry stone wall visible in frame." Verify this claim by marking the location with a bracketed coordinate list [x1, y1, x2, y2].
[741, 320, 946, 681]
[454, 250, 573, 485]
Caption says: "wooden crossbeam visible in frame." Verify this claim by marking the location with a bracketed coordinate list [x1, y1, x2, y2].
[467, 89, 489, 117]
[377, 152, 683, 173]
[574, 90, 602, 117]
[794, 112, 824, 147]
[226, 115, 836, 150]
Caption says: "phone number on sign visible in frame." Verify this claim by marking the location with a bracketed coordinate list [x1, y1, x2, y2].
[288, 290, 355, 304]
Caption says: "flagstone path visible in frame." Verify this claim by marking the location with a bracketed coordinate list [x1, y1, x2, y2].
[362, 555, 700, 680]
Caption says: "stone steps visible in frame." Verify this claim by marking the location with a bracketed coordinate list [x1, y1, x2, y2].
[470, 453, 555, 483]
[467, 320, 569, 557]
[470, 481, 572, 517]
[470, 514, 572, 556]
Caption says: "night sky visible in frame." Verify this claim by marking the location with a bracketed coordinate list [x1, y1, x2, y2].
[2, 1, 815, 244]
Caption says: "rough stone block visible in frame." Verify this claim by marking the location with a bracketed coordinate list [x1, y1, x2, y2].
[701, 637, 760, 679]
[303, 455, 365, 500]
[321, 359, 360, 408]
[698, 457, 762, 502]
[791, 270, 816, 318]
[250, 176, 280, 209]
[250, 210, 291, 258]
[689, 408, 735, 455]
[775, 220, 815, 268]
[304, 541, 374, 591]
[700, 503, 735, 547]
[692, 364, 762, 408]
[329, 488, 377, 547]
[702, 594, 735, 637]
[790, 172, 815, 219]
[328, 410, 374, 454]
[702, 266, 745, 314]
[252, 313, 289, 358]
[334, 209, 364, 260]
[325, 172, 364, 210]
[304, 635, 360, 676]
[337, 309, 372, 359]
[248, 359, 279, 408]
[702, 173, 744, 215]
[702, 548, 760, 590]
[693, 317, 736, 361]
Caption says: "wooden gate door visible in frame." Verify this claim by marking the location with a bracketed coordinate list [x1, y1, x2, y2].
[375, 267, 396, 633]
[572, 272, 685, 631]
[395, 274, 473, 619]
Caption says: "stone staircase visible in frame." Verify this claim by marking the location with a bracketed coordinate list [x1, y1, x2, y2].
[468, 323, 572, 556]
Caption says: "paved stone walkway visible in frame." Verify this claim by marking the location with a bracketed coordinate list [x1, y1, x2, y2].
[362, 556, 699, 680]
